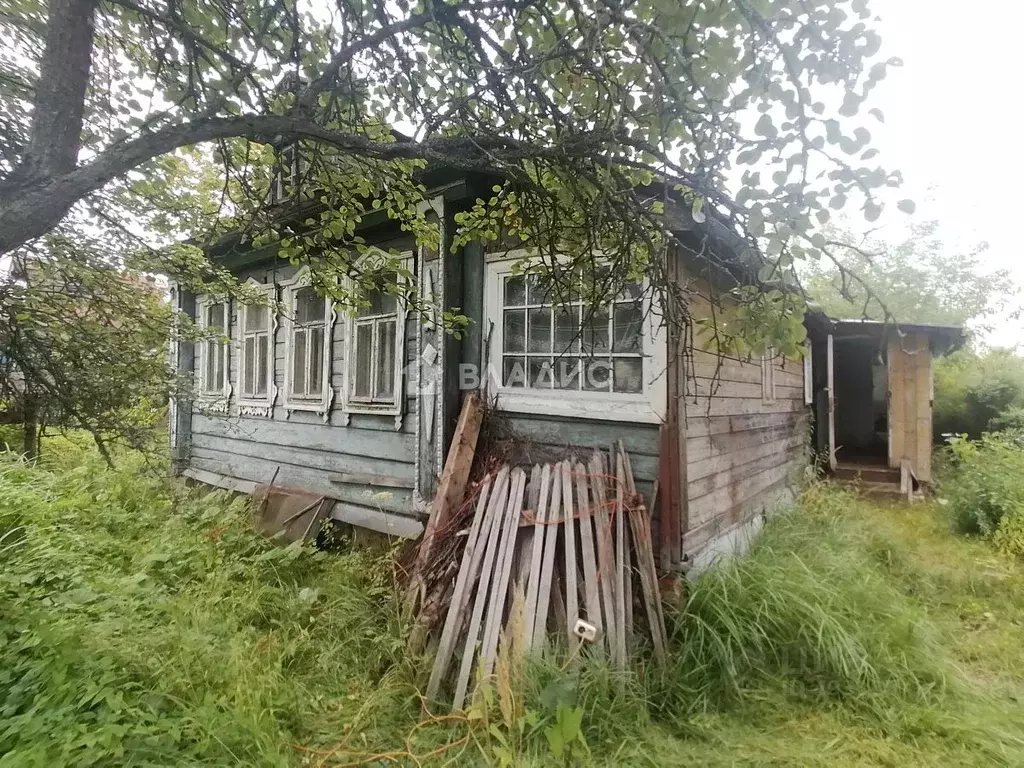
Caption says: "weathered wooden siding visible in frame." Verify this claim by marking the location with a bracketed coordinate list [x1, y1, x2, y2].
[186, 251, 425, 537]
[499, 413, 660, 501]
[887, 332, 933, 482]
[681, 284, 808, 570]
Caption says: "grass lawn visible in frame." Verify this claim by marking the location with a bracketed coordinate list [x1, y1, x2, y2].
[2, 437, 1023, 766]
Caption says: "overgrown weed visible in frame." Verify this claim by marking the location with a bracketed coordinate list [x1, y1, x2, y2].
[3, 441, 1024, 765]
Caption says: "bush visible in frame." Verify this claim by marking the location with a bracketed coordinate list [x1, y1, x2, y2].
[940, 433, 1024, 536]
[934, 349, 1024, 438]
[989, 405, 1024, 433]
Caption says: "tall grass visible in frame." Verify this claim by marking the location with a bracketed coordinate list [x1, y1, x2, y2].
[658, 484, 948, 723]
[3, 438, 1023, 765]
[0, 440, 410, 766]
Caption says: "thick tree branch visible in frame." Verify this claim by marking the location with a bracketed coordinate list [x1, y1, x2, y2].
[0, 113, 646, 254]
[11, 0, 96, 183]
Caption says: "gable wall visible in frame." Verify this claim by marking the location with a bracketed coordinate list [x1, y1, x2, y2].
[681, 278, 809, 573]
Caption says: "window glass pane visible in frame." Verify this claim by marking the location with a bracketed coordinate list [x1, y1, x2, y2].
[581, 307, 609, 354]
[503, 310, 525, 353]
[546, 273, 577, 306]
[376, 319, 397, 400]
[613, 358, 643, 394]
[527, 307, 551, 353]
[309, 326, 324, 393]
[528, 357, 553, 389]
[360, 272, 399, 317]
[553, 355, 580, 390]
[216, 345, 226, 390]
[246, 304, 268, 332]
[205, 340, 216, 390]
[553, 306, 580, 355]
[256, 336, 268, 396]
[504, 276, 526, 307]
[503, 356, 526, 388]
[244, 336, 255, 395]
[360, 286, 399, 317]
[355, 323, 373, 398]
[207, 303, 225, 332]
[525, 276, 546, 305]
[612, 303, 643, 353]
[582, 358, 611, 392]
[618, 282, 643, 302]
[293, 330, 307, 394]
[295, 286, 323, 325]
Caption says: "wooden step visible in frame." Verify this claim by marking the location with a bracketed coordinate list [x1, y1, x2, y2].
[833, 464, 901, 484]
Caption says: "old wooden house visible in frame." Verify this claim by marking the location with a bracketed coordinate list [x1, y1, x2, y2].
[168, 168, 894, 575]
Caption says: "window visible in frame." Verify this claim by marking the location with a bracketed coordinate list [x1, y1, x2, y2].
[484, 257, 666, 423]
[761, 347, 777, 403]
[269, 144, 301, 203]
[198, 297, 230, 401]
[499, 273, 645, 394]
[237, 280, 276, 415]
[348, 271, 404, 409]
[282, 270, 334, 415]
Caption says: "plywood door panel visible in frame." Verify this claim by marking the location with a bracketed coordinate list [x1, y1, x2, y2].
[887, 333, 933, 483]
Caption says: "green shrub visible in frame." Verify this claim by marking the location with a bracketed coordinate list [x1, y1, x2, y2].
[989, 405, 1024, 433]
[934, 349, 1024, 438]
[992, 509, 1024, 559]
[940, 433, 1024, 536]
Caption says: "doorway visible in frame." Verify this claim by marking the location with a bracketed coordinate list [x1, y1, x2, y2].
[832, 338, 888, 465]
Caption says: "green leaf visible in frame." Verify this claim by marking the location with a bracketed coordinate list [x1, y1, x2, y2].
[691, 196, 706, 224]
[897, 199, 916, 215]
[754, 113, 777, 139]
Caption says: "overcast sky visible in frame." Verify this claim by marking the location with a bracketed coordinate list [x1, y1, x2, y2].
[866, 0, 1022, 347]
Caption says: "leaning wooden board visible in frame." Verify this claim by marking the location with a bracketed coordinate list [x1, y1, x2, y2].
[425, 473, 495, 700]
[451, 469, 511, 710]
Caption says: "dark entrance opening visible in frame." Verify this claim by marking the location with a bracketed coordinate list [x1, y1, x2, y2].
[833, 338, 887, 465]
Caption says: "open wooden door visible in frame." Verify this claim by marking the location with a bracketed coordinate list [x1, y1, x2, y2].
[887, 333, 933, 483]
[827, 333, 837, 470]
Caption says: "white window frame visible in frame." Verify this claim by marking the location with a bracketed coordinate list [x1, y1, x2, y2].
[761, 347, 777, 404]
[281, 267, 336, 420]
[343, 251, 411, 426]
[196, 294, 232, 414]
[236, 278, 278, 417]
[483, 254, 667, 424]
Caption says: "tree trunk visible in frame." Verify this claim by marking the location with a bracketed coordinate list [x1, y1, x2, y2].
[16, 0, 97, 181]
[22, 394, 39, 461]
[0, 0, 96, 254]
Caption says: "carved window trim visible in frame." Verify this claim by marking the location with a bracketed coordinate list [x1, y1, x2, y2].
[342, 251, 412, 429]
[281, 267, 336, 420]
[236, 278, 278, 418]
[196, 294, 232, 414]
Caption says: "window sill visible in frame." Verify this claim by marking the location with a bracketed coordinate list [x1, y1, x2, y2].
[493, 388, 665, 424]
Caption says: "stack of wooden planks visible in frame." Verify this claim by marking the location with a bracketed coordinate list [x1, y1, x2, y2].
[423, 441, 668, 709]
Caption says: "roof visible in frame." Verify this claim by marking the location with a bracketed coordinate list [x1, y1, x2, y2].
[805, 311, 967, 354]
